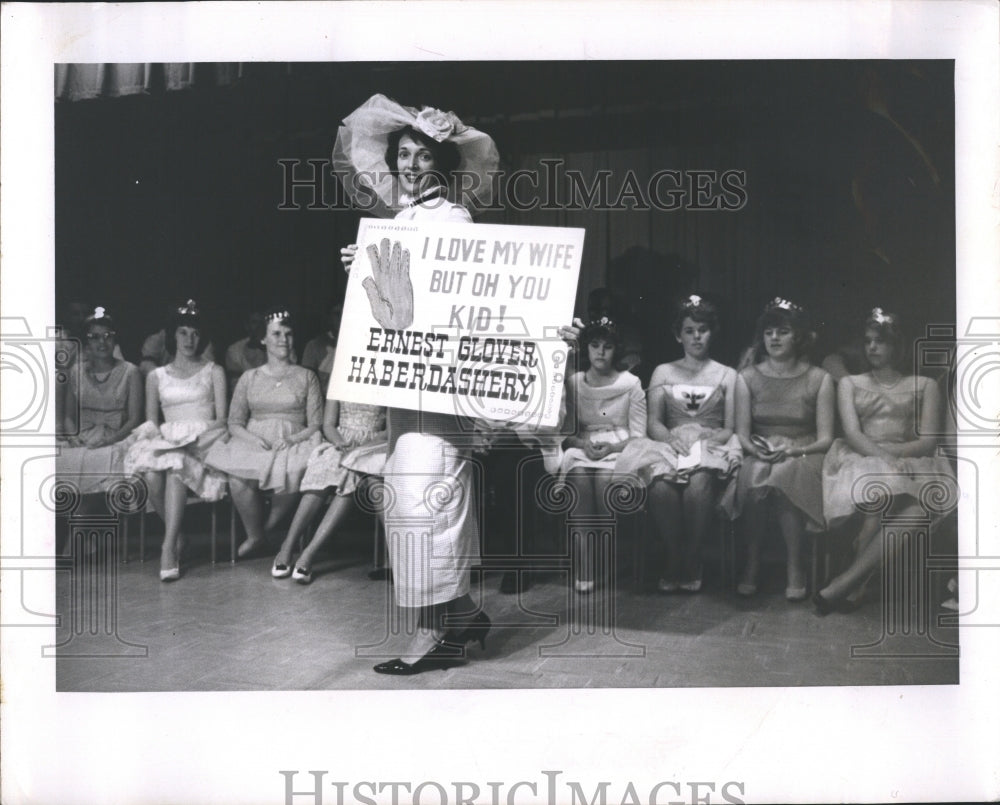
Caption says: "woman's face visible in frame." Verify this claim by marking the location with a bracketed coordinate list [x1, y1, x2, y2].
[676, 317, 712, 359]
[85, 323, 116, 360]
[396, 133, 438, 196]
[864, 327, 895, 370]
[588, 337, 616, 374]
[174, 325, 201, 358]
[264, 320, 293, 361]
[763, 324, 797, 361]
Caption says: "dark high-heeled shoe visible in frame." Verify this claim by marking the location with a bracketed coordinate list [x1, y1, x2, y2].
[454, 611, 492, 650]
[372, 639, 465, 676]
[812, 591, 836, 616]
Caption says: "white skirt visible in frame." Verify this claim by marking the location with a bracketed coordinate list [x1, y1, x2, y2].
[383, 432, 479, 608]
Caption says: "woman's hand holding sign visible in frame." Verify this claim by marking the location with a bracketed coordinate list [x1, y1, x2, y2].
[558, 317, 586, 349]
[340, 244, 358, 273]
[363, 238, 415, 330]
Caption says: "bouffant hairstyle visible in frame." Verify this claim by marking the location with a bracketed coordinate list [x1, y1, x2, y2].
[385, 125, 461, 182]
[752, 297, 816, 363]
[864, 307, 908, 370]
[83, 306, 117, 336]
[165, 299, 209, 357]
[262, 306, 294, 332]
[672, 294, 720, 338]
[580, 317, 625, 370]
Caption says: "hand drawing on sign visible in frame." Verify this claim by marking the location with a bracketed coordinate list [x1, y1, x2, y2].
[362, 238, 414, 330]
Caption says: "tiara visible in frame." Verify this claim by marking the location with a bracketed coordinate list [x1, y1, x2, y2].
[265, 309, 291, 323]
[767, 297, 803, 313]
[584, 316, 617, 332]
[870, 307, 895, 325]
[682, 294, 704, 309]
[177, 299, 200, 316]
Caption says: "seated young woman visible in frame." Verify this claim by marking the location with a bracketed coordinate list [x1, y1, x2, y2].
[617, 295, 740, 593]
[557, 317, 646, 594]
[205, 308, 323, 558]
[271, 396, 387, 584]
[814, 308, 954, 614]
[56, 306, 143, 515]
[125, 299, 227, 581]
[727, 297, 834, 601]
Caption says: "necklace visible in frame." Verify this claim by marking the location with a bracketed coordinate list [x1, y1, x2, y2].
[88, 365, 114, 384]
[265, 365, 293, 387]
[870, 371, 902, 389]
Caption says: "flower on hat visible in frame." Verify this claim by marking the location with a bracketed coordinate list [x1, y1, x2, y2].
[683, 294, 703, 309]
[93, 306, 107, 319]
[414, 107, 465, 142]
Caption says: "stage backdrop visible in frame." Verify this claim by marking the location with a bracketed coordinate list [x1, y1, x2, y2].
[55, 61, 954, 376]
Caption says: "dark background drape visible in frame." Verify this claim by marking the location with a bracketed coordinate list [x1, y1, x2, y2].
[55, 61, 954, 376]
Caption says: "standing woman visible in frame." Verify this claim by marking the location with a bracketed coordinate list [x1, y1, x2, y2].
[557, 318, 646, 593]
[333, 94, 499, 674]
[57, 306, 143, 501]
[205, 308, 323, 558]
[617, 296, 741, 593]
[730, 298, 834, 600]
[125, 299, 228, 581]
[815, 309, 953, 613]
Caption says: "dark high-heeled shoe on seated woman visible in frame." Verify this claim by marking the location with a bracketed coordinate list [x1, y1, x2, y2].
[372, 638, 465, 676]
[812, 591, 836, 616]
[453, 611, 492, 650]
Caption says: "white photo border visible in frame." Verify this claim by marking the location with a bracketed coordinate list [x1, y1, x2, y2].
[2, 2, 998, 804]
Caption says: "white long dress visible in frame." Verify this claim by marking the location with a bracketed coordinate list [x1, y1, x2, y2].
[382, 197, 481, 608]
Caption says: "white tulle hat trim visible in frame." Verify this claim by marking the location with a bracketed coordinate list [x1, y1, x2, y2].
[332, 94, 500, 218]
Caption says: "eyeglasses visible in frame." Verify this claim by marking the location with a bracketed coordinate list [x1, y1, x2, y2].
[87, 332, 117, 342]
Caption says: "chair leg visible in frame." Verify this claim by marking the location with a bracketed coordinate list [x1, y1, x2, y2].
[137, 507, 145, 563]
[121, 514, 129, 564]
[229, 500, 238, 564]
[722, 519, 737, 592]
[632, 509, 646, 586]
[811, 532, 828, 592]
[210, 500, 218, 565]
[372, 516, 384, 568]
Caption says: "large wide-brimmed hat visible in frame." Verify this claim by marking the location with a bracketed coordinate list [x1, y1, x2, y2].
[332, 93, 500, 218]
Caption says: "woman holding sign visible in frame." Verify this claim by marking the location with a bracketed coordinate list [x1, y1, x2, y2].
[729, 298, 834, 601]
[333, 95, 500, 675]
